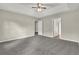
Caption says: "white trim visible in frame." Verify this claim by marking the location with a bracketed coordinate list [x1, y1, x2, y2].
[60, 37, 79, 43]
[0, 35, 34, 43]
[42, 35, 53, 38]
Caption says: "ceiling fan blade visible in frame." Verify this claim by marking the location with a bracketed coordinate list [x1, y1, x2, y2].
[41, 7, 47, 9]
[32, 7, 37, 8]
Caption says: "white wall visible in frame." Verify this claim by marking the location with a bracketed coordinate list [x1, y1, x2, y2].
[0, 10, 36, 42]
[41, 10, 79, 43]
[41, 16, 53, 37]
[61, 10, 79, 42]
[1, 9, 79, 43]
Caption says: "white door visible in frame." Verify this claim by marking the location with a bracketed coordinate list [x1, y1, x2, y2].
[38, 20, 42, 35]
[53, 18, 61, 38]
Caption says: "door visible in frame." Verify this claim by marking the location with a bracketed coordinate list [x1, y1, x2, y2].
[38, 20, 43, 35]
[53, 17, 61, 38]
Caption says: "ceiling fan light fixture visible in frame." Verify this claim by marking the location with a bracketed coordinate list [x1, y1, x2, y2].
[37, 8, 42, 12]
[32, 3, 47, 12]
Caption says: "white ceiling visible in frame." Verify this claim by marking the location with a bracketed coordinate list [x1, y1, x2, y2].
[0, 3, 79, 18]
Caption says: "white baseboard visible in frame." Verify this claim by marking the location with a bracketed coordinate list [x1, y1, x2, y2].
[0, 35, 79, 44]
[42, 35, 53, 38]
[42, 35, 79, 43]
[60, 37, 79, 43]
[0, 35, 34, 43]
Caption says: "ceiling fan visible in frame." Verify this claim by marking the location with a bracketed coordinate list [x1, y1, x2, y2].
[32, 3, 47, 12]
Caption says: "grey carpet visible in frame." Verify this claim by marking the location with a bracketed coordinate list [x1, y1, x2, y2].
[0, 35, 79, 55]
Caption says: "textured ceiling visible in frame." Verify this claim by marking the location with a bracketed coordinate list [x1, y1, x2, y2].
[0, 3, 79, 18]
